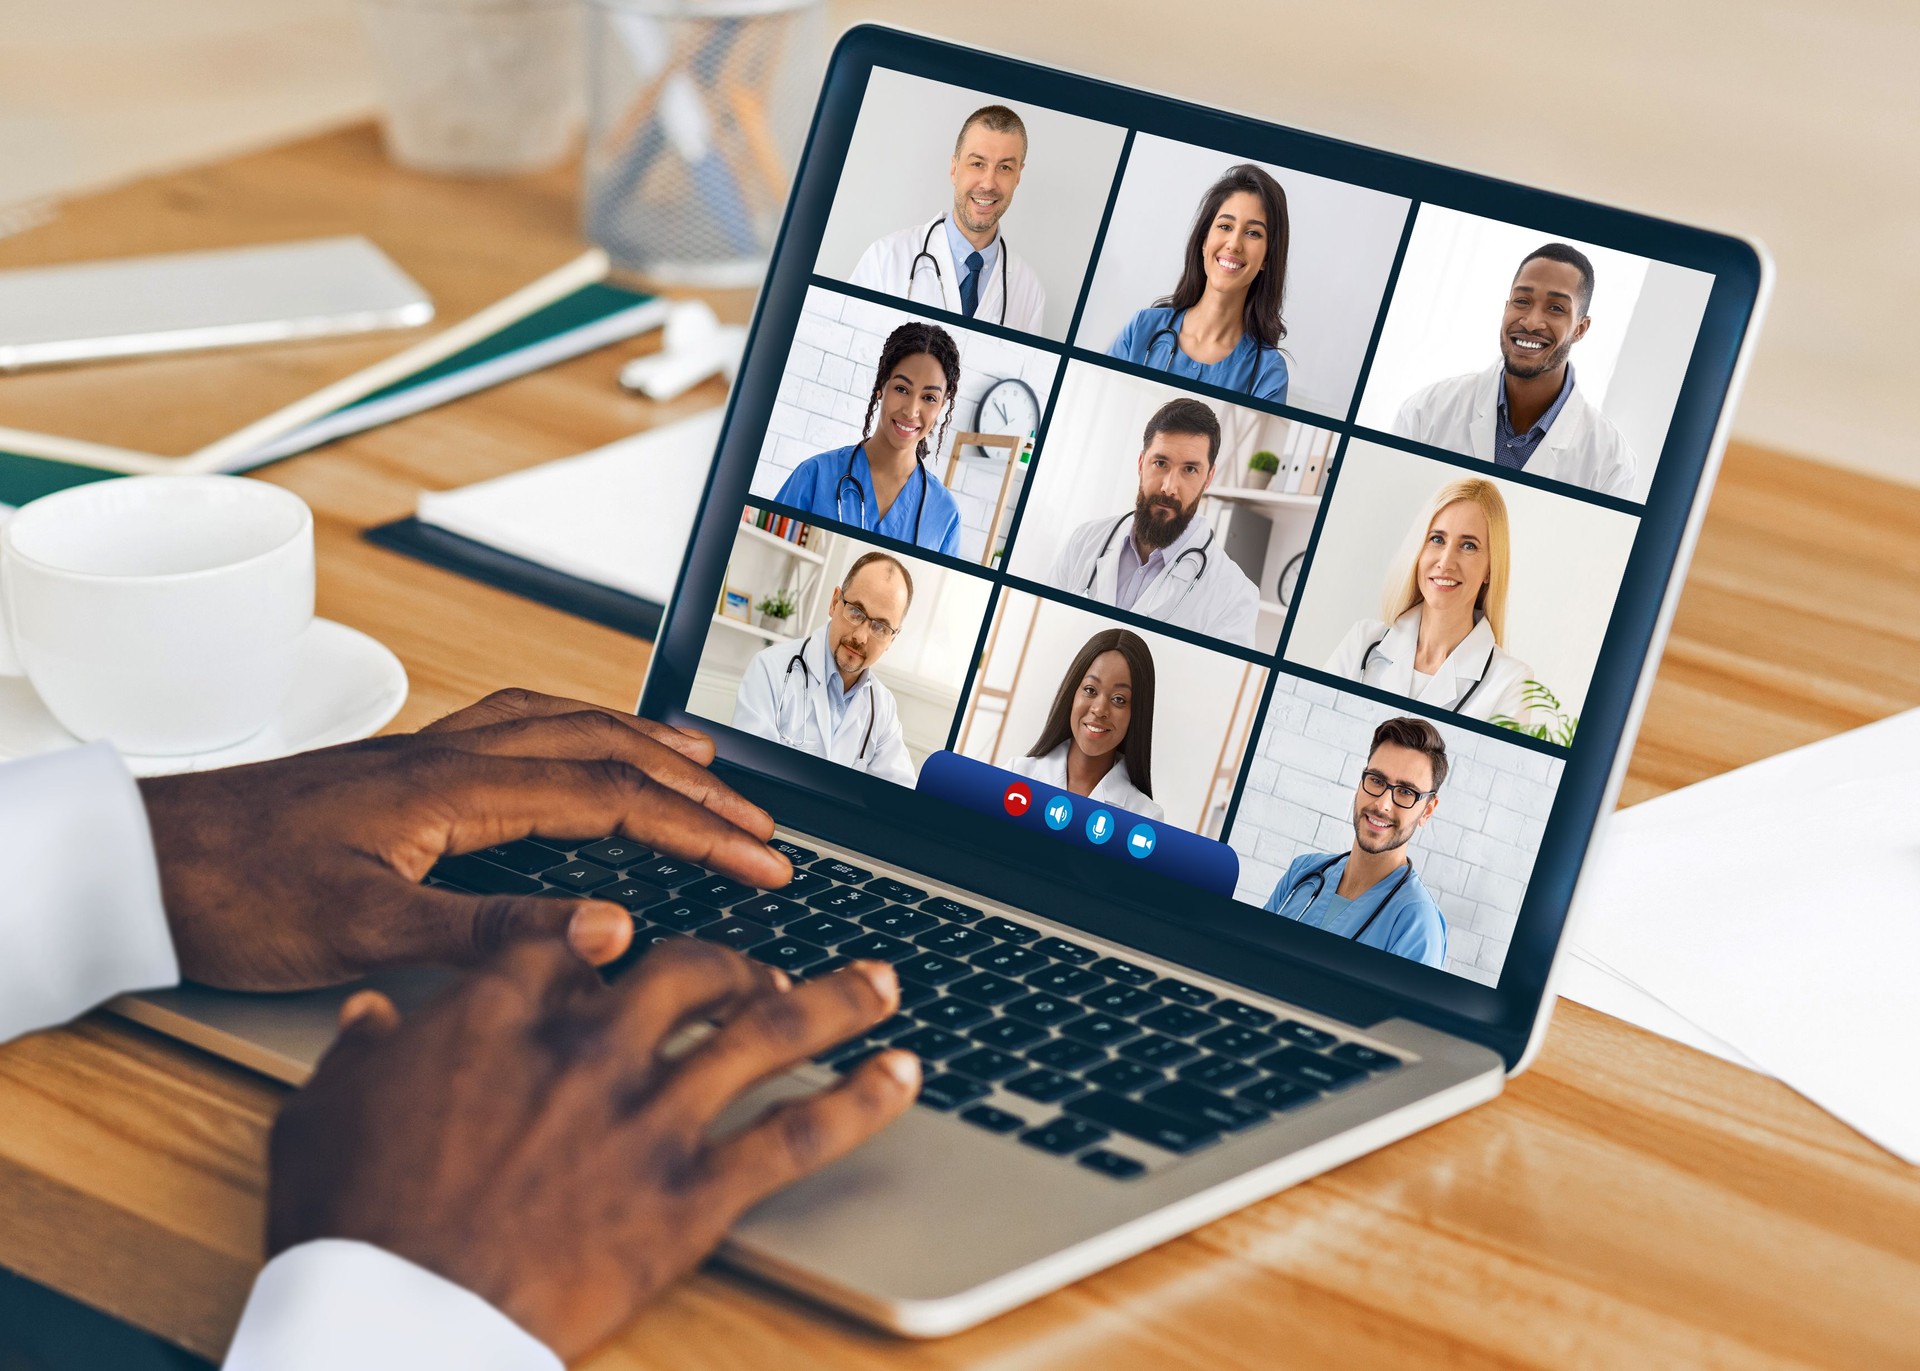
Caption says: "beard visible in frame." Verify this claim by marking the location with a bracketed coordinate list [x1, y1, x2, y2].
[1502, 330, 1575, 380]
[1133, 489, 1197, 552]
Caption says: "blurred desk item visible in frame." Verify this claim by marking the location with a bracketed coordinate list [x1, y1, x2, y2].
[0, 123, 1918, 1371]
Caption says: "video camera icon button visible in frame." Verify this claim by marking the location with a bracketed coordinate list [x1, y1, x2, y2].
[1126, 823, 1158, 859]
[1085, 809, 1116, 845]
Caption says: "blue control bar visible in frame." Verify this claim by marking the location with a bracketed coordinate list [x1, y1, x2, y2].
[916, 752, 1240, 897]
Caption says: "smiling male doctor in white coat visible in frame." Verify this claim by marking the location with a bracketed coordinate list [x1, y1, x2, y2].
[848, 104, 1046, 334]
[733, 550, 918, 787]
[1046, 396, 1260, 648]
[1392, 243, 1638, 499]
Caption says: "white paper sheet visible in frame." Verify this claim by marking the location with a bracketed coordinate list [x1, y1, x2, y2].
[1568, 708, 1920, 1163]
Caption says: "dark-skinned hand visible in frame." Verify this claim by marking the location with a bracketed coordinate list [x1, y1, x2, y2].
[139, 688, 790, 989]
[269, 937, 918, 1362]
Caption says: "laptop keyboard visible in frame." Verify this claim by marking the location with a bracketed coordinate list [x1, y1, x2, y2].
[430, 833, 1408, 1179]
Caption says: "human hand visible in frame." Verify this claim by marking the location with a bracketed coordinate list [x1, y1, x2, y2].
[140, 688, 790, 990]
[268, 938, 918, 1361]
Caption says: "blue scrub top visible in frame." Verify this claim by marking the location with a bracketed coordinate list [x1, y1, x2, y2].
[773, 444, 963, 557]
[1263, 852, 1447, 968]
[1108, 306, 1290, 403]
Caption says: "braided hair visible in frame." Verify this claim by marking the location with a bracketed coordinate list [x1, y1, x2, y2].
[859, 322, 962, 466]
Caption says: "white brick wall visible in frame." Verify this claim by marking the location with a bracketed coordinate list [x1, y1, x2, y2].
[1225, 675, 1566, 986]
[750, 286, 1061, 562]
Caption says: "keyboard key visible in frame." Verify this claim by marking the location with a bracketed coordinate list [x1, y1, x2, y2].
[977, 916, 1039, 944]
[921, 896, 983, 923]
[590, 880, 667, 910]
[896, 953, 972, 986]
[540, 861, 621, 893]
[1275, 1019, 1340, 1050]
[1239, 1075, 1320, 1111]
[870, 1014, 917, 1039]
[679, 877, 752, 908]
[775, 869, 830, 897]
[861, 906, 939, 938]
[748, 937, 830, 974]
[801, 956, 851, 979]
[897, 980, 940, 1010]
[1028, 1037, 1104, 1072]
[1006, 1068, 1084, 1104]
[768, 838, 817, 864]
[948, 1047, 1025, 1081]
[1061, 1014, 1142, 1049]
[961, 1104, 1028, 1134]
[914, 997, 991, 1031]
[1143, 1081, 1269, 1132]
[1088, 1060, 1163, 1094]
[1178, 1055, 1258, 1090]
[1027, 964, 1102, 997]
[1120, 1034, 1200, 1068]
[578, 838, 652, 868]
[1151, 977, 1216, 1007]
[1196, 1026, 1279, 1060]
[695, 917, 775, 951]
[1213, 999, 1279, 1029]
[787, 914, 860, 945]
[1034, 937, 1096, 964]
[831, 1047, 882, 1074]
[731, 893, 806, 924]
[1330, 1043, 1403, 1072]
[811, 858, 873, 883]
[970, 1017, 1048, 1050]
[633, 856, 709, 889]
[1082, 985, 1160, 1018]
[1079, 1149, 1146, 1179]
[895, 1026, 970, 1060]
[647, 900, 723, 932]
[948, 972, 1027, 1007]
[972, 946, 1050, 977]
[839, 932, 916, 962]
[1005, 994, 1085, 1028]
[1138, 1004, 1215, 1037]
[431, 855, 541, 896]
[1063, 1091, 1219, 1154]
[917, 1073, 991, 1111]
[1020, 1118, 1110, 1155]
[1258, 1047, 1369, 1090]
[867, 877, 928, 903]
[915, 925, 998, 956]
[471, 839, 570, 874]
[807, 887, 890, 918]
[1091, 957, 1156, 986]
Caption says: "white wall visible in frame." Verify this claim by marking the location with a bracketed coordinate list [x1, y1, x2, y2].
[1284, 441, 1640, 721]
[1227, 674, 1565, 986]
[813, 66, 1127, 342]
[1074, 132, 1409, 421]
[958, 591, 1263, 833]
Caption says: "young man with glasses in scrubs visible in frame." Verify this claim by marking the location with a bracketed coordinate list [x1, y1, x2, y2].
[1261, 716, 1449, 968]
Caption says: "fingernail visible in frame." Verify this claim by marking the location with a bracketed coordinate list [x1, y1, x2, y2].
[568, 904, 631, 963]
[877, 1049, 920, 1090]
[854, 959, 898, 1004]
[770, 968, 792, 993]
[339, 989, 384, 1029]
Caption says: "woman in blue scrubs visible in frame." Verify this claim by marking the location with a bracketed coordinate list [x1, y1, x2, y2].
[774, 321, 965, 557]
[1107, 163, 1292, 404]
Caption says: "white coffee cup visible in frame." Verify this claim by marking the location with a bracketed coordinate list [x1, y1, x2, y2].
[0, 475, 314, 755]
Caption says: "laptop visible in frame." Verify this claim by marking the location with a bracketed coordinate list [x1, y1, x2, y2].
[120, 24, 1768, 1338]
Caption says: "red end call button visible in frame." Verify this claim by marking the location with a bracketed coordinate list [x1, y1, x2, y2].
[1002, 781, 1033, 817]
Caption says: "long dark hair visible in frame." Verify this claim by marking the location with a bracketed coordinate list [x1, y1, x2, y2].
[1027, 629, 1157, 798]
[1155, 164, 1290, 350]
[859, 322, 962, 464]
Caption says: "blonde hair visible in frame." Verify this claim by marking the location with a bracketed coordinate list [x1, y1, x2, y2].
[1379, 478, 1511, 645]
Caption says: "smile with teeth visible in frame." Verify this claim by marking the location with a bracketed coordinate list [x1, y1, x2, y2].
[1363, 811, 1393, 831]
[1429, 576, 1461, 589]
[891, 417, 921, 438]
[1214, 254, 1246, 272]
[1509, 335, 1548, 351]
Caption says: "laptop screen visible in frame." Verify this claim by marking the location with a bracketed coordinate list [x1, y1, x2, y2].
[641, 28, 1763, 1042]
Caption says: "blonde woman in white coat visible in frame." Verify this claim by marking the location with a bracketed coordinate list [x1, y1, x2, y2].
[1324, 477, 1533, 725]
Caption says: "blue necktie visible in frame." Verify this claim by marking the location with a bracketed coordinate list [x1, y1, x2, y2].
[960, 250, 984, 318]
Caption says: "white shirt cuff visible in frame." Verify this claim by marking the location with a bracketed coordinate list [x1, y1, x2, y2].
[225, 1240, 561, 1371]
[0, 742, 178, 1043]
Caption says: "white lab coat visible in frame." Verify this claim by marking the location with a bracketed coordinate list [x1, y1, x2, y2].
[1047, 512, 1261, 648]
[1392, 362, 1639, 499]
[1325, 606, 1534, 725]
[1010, 742, 1165, 821]
[849, 216, 1047, 336]
[732, 626, 917, 787]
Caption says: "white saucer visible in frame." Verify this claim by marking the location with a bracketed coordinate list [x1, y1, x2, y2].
[0, 618, 408, 776]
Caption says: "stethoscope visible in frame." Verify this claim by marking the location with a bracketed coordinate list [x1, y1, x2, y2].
[1359, 635, 1493, 712]
[1084, 511, 1212, 603]
[910, 216, 1009, 326]
[1283, 853, 1416, 944]
[782, 649, 876, 761]
[1141, 310, 1270, 392]
[835, 447, 929, 544]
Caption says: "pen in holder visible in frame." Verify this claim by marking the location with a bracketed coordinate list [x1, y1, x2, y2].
[581, 0, 825, 286]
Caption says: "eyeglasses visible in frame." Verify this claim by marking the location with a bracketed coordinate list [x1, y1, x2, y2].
[1360, 768, 1433, 809]
[838, 598, 899, 641]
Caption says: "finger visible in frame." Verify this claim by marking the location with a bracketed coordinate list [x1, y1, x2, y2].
[338, 988, 401, 1033]
[606, 938, 784, 1052]
[696, 1050, 919, 1212]
[423, 688, 716, 762]
[310, 987, 408, 1082]
[384, 881, 635, 969]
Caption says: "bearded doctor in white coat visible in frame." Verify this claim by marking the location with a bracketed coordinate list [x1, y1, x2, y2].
[733, 550, 919, 787]
[849, 104, 1046, 335]
[1046, 396, 1260, 648]
[1392, 243, 1638, 499]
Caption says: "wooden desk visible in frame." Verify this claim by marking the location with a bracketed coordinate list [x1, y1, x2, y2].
[3, 126, 1919, 1370]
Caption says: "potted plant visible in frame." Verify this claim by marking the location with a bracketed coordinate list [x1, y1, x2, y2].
[1492, 681, 1580, 746]
[754, 587, 798, 631]
[1246, 449, 1280, 490]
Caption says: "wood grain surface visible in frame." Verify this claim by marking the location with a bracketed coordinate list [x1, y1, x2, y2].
[1, 126, 1917, 1370]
